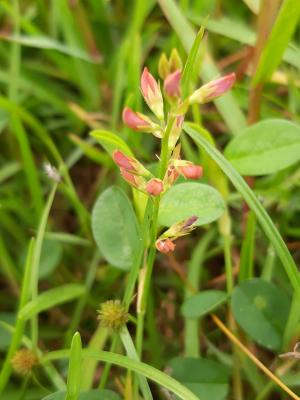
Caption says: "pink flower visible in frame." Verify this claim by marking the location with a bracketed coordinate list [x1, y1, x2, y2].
[122, 107, 151, 131]
[164, 69, 181, 98]
[113, 150, 150, 177]
[189, 73, 236, 104]
[113, 150, 134, 171]
[120, 168, 139, 187]
[178, 165, 203, 180]
[141, 67, 164, 120]
[155, 239, 176, 253]
[146, 178, 164, 196]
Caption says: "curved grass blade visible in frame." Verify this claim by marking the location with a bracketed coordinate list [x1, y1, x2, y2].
[184, 123, 300, 295]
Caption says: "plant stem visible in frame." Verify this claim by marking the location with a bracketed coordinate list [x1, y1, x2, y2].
[135, 115, 176, 358]
[120, 326, 153, 399]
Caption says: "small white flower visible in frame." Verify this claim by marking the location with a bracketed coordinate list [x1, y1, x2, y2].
[44, 163, 61, 183]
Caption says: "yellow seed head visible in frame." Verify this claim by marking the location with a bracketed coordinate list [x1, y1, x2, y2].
[97, 300, 129, 331]
[11, 349, 38, 376]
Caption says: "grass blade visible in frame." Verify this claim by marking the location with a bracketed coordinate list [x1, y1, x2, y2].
[66, 332, 82, 400]
[253, 0, 300, 84]
[19, 284, 85, 320]
[42, 350, 200, 400]
[184, 123, 300, 295]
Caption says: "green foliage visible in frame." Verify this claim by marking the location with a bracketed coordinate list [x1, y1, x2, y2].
[92, 187, 141, 270]
[158, 182, 225, 227]
[168, 357, 229, 400]
[19, 284, 85, 320]
[181, 291, 228, 319]
[225, 119, 300, 175]
[43, 390, 121, 400]
[231, 279, 291, 350]
[253, 0, 300, 84]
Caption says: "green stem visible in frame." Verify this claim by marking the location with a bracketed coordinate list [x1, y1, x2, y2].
[184, 231, 214, 357]
[120, 327, 153, 399]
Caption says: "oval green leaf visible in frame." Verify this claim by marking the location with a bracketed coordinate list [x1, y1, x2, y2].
[42, 390, 121, 400]
[92, 187, 140, 270]
[167, 357, 229, 400]
[231, 278, 291, 350]
[225, 119, 300, 175]
[158, 182, 225, 227]
[39, 239, 63, 279]
[181, 290, 228, 319]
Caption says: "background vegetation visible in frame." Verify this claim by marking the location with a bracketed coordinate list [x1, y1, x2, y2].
[1, 0, 300, 399]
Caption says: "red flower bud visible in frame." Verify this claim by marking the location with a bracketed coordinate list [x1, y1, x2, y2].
[120, 168, 139, 187]
[113, 150, 134, 171]
[178, 165, 203, 180]
[164, 69, 181, 98]
[155, 238, 176, 253]
[141, 67, 164, 119]
[122, 107, 151, 131]
[189, 73, 236, 104]
[146, 178, 164, 196]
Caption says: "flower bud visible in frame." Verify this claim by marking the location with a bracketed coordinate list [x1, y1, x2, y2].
[146, 178, 164, 196]
[162, 216, 199, 239]
[164, 69, 181, 99]
[113, 150, 150, 177]
[164, 165, 180, 188]
[141, 67, 164, 120]
[120, 168, 146, 190]
[189, 73, 236, 104]
[155, 238, 176, 253]
[178, 165, 203, 180]
[173, 159, 203, 180]
[98, 300, 129, 331]
[158, 52, 170, 79]
[11, 349, 38, 375]
[122, 107, 161, 135]
[168, 115, 184, 150]
[169, 48, 182, 72]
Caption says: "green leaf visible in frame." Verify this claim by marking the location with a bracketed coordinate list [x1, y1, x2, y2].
[66, 332, 82, 400]
[42, 390, 121, 400]
[224, 119, 300, 175]
[19, 284, 85, 320]
[90, 129, 133, 157]
[184, 123, 300, 295]
[39, 239, 63, 279]
[168, 357, 229, 400]
[0, 314, 15, 350]
[253, 0, 300, 84]
[181, 291, 228, 319]
[231, 278, 291, 350]
[2, 35, 100, 63]
[158, 182, 225, 227]
[91, 187, 140, 270]
[43, 350, 200, 400]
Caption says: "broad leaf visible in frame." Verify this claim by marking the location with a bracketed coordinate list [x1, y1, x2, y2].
[168, 357, 229, 400]
[231, 278, 291, 350]
[182, 290, 228, 319]
[225, 119, 300, 175]
[158, 182, 225, 227]
[43, 390, 121, 400]
[92, 187, 140, 270]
